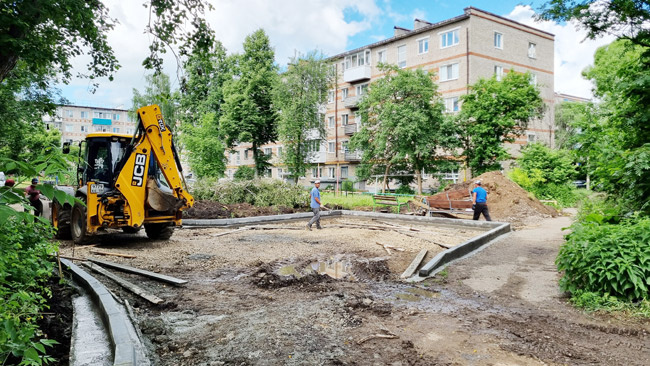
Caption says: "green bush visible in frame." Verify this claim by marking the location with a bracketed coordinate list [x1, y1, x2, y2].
[233, 166, 255, 181]
[1, 219, 59, 365]
[395, 184, 415, 195]
[508, 168, 584, 208]
[341, 180, 354, 192]
[557, 214, 650, 301]
[192, 178, 309, 208]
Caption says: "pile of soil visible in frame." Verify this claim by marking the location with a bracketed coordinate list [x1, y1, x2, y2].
[444, 171, 557, 227]
[184, 201, 303, 219]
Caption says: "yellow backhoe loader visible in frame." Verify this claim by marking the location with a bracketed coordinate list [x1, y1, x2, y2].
[52, 104, 194, 244]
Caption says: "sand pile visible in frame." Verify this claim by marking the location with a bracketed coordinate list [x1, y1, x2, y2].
[444, 171, 557, 227]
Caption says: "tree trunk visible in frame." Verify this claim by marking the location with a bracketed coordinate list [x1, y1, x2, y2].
[252, 142, 259, 178]
[416, 169, 422, 195]
[382, 164, 390, 194]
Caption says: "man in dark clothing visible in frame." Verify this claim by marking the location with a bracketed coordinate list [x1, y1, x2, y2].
[472, 180, 492, 221]
[25, 178, 43, 217]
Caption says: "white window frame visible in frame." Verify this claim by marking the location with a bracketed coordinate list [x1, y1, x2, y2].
[264, 147, 272, 156]
[277, 147, 283, 157]
[439, 27, 460, 49]
[494, 31, 503, 49]
[417, 36, 429, 54]
[80, 111, 89, 119]
[355, 83, 368, 96]
[341, 88, 348, 99]
[66, 110, 74, 118]
[244, 150, 249, 160]
[342, 114, 349, 126]
[112, 127, 120, 133]
[112, 113, 120, 121]
[341, 166, 349, 179]
[65, 124, 73, 132]
[376, 49, 387, 64]
[341, 141, 350, 153]
[439, 63, 459, 82]
[328, 90, 334, 103]
[528, 42, 536, 58]
[444, 97, 459, 113]
[397, 45, 406, 68]
[527, 132, 537, 142]
[530, 73, 537, 86]
[328, 167, 336, 179]
[494, 65, 503, 81]
[328, 116, 335, 128]
[344, 50, 371, 69]
[328, 141, 335, 152]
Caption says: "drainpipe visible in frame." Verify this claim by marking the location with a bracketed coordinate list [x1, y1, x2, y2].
[466, 28, 470, 93]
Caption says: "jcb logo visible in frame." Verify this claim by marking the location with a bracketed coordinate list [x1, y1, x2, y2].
[132, 153, 147, 187]
[156, 114, 167, 132]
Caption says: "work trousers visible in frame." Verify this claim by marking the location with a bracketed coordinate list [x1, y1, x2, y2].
[308, 207, 321, 228]
[473, 202, 492, 221]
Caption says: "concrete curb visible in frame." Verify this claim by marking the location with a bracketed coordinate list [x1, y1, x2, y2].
[183, 210, 342, 227]
[61, 258, 138, 366]
[417, 222, 511, 276]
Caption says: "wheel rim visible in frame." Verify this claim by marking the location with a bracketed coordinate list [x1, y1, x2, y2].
[72, 208, 83, 239]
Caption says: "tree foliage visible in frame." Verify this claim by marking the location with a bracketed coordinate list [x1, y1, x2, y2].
[275, 52, 332, 183]
[350, 64, 457, 194]
[220, 29, 278, 176]
[538, 0, 650, 52]
[178, 41, 233, 178]
[130, 73, 179, 138]
[458, 71, 544, 176]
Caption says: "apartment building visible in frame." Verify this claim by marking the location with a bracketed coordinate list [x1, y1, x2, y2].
[43, 105, 136, 144]
[226, 7, 555, 190]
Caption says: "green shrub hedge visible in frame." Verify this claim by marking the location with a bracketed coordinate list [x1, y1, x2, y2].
[192, 178, 309, 208]
[557, 211, 650, 301]
[1, 219, 59, 365]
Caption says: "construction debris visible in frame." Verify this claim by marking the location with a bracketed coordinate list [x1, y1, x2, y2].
[357, 328, 398, 344]
[87, 258, 188, 285]
[400, 249, 428, 279]
[82, 262, 164, 304]
[89, 250, 136, 258]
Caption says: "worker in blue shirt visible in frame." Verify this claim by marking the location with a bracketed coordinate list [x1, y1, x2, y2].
[472, 180, 492, 221]
[307, 180, 323, 230]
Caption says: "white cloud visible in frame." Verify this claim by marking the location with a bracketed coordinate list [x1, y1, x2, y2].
[61, 0, 381, 108]
[505, 5, 616, 99]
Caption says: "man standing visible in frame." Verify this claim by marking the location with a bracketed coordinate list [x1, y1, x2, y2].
[25, 178, 43, 217]
[307, 180, 322, 230]
[472, 180, 492, 221]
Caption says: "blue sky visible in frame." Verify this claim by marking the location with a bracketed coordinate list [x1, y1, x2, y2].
[60, 0, 611, 109]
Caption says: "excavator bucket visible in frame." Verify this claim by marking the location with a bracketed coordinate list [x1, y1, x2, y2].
[146, 177, 184, 212]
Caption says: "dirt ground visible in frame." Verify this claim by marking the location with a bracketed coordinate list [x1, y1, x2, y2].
[58, 214, 650, 366]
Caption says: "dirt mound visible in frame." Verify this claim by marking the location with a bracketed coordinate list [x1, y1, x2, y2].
[184, 201, 301, 219]
[445, 171, 557, 227]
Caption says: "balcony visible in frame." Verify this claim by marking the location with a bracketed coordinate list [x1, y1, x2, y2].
[344, 151, 362, 161]
[343, 124, 358, 136]
[343, 65, 371, 83]
[306, 151, 326, 163]
[343, 96, 360, 109]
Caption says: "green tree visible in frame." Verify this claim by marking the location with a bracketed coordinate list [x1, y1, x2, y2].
[458, 71, 544, 176]
[178, 41, 232, 178]
[275, 52, 332, 183]
[578, 40, 650, 212]
[350, 64, 457, 194]
[518, 142, 576, 185]
[220, 29, 279, 176]
[233, 166, 255, 181]
[183, 113, 227, 178]
[538, 0, 650, 52]
[130, 73, 179, 133]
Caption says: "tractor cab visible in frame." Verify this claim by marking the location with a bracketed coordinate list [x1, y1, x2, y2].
[79, 133, 132, 188]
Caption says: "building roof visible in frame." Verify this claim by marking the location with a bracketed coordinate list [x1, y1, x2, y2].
[59, 104, 129, 112]
[329, 7, 554, 60]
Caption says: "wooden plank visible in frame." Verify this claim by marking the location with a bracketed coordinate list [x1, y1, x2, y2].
[87, 258, 188, 285]
[400, 249, 428, 279]
[81, 262, 164, 304]
[89, 250, 136, 258]
[211, 227, 250, 237]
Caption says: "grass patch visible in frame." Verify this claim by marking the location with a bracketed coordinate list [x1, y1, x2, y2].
[570, 290, 650, 318]
[320, 192, 413, 210]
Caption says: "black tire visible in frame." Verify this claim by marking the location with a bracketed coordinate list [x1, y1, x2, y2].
[122, 226, 141, 234]
[71, 203, 91, 245]
[144, 223, 174, 240]
[54, 203, 72, 240]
